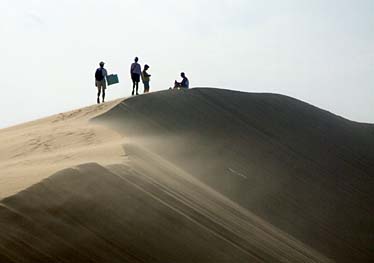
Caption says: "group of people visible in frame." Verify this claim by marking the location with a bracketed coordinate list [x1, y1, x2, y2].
[94, 57, 189, 104]
[130, 57, 150, 96]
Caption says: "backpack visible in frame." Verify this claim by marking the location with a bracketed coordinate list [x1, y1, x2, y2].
[95, 68, 104, 81]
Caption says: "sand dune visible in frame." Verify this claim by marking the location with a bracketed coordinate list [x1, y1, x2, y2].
[0, 99, 124, 199]
[0, 88, 373, 262]
[0, 159, 330, 263]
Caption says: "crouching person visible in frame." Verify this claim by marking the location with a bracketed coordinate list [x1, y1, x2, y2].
[174, 72, 189, 89]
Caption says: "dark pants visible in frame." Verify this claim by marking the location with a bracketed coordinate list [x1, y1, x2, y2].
[131, 73, 140, 95]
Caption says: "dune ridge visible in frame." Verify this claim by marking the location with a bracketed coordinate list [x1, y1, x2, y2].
[0, 88, 373, 262]
[94, 88, 374, 262]
[0, 156, 331, 263]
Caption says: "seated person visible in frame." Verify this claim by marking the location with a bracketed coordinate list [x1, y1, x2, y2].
[174, 72, 189, 89]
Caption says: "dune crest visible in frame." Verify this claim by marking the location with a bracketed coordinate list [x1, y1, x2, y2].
[95, 88, 374, 262]
[0, 152, 331, 262]
[0, 88, 373, 262]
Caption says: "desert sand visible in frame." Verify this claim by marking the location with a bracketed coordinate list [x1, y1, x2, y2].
[0, 99, 124, 199]
[0, 88, 373, 262]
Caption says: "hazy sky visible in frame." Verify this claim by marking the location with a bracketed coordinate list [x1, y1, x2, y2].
[1, 0, 373, 128]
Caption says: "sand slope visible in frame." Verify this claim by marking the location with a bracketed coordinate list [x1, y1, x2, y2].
[0, 88, 373, 262]
[0, 158, 330, 262]
[95, 88, 374, 262]
[0, 99, 124, 199]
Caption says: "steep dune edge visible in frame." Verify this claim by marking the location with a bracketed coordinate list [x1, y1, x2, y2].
[94, 88, 374, 262]
[0, 154, 331, 263]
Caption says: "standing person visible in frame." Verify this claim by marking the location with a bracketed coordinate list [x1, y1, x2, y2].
[141, 64, 151, 93]
[95, 61, 107, 104]
[130, 57, 141, 95]
[174, 72, 189, 89]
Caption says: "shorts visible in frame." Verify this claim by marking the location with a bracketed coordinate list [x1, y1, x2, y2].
[96, 80, 106, 90]
[131, 73, 140, 82]
[143, 81, 150, 89]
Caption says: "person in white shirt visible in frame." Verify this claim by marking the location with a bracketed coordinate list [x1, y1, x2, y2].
[95, 61, 108, 104]
[130, 57, 142, 96]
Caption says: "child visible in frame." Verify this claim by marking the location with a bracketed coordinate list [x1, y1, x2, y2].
[141, 64, 151, 93]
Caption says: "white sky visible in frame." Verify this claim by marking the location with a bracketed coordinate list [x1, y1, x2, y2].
[1, 0, 373, 128]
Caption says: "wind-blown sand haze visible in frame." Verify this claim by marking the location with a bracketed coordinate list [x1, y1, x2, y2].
[0, 88, 373, 262]
[0, 99, 124, 199]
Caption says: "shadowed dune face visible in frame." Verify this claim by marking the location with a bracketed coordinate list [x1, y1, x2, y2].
[94, 88, 374, 262]
[0, 88, 373, 262]
[0, 160, 331, 263]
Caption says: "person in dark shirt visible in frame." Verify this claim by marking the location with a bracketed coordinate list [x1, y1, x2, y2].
[130, 57, 142, 96]
[95, 61, 108, 104]
[174, 72, 189, 89]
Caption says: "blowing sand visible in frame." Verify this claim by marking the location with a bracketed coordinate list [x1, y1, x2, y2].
[0, 99, 124, 199]
[0, 88, 373, 262]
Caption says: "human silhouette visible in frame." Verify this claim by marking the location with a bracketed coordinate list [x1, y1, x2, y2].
[95, 61, 107, 103]
[130, 57, 141, 95]
[174, 72, 189, 89]
[141, 64, 151, 93]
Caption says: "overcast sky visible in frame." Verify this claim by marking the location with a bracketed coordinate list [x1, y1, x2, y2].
[1, 0, 373, 128]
